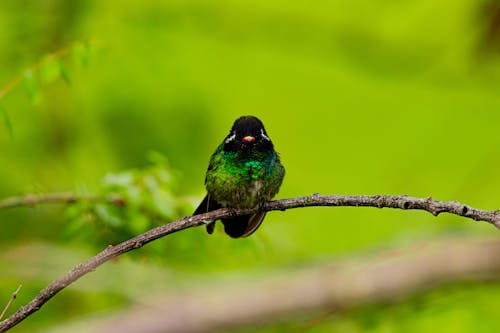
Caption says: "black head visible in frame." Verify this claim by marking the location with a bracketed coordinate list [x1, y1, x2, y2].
[223, 116, 274, 152]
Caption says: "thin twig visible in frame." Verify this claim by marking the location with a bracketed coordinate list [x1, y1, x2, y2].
[0, 194, 499, 332]
[0, 286, 22, 321]
[0, 44, 73, 101]
[0, 38, 103, 101]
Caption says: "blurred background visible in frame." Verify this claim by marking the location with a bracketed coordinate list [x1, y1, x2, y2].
[1, 0, 500, 331]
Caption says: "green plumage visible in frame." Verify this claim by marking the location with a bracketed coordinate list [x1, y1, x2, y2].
[206, 145, 284, 209]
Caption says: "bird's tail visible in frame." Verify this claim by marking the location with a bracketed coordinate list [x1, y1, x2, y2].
[221, 212, 266, 238]
[193, 194, 221, 234]
[194, 195, 266, 237]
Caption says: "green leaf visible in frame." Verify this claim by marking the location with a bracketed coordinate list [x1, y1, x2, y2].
[87, 39, 104, 56]
[147, 150, 169, 165]
[95, 203, 122, 227]
[103, 171, 134, 188]
[39, 57, 61, 83]
[22, 69, 41, 105]
[0, 105, 13, 138]
[59, 62, 72, 85]
[72, 42, 89, 67]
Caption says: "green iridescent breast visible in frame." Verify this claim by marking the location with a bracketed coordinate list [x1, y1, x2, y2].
[205, 146, 284, 208]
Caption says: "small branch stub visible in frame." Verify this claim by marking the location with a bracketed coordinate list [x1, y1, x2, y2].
[0, 285, 22, 321]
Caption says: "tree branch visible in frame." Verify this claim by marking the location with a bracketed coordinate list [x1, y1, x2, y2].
[0, 192, 124, 210]
[265, 194, 500, 229]
[1, 194, 499, 332]
[84, 238, 500, 333]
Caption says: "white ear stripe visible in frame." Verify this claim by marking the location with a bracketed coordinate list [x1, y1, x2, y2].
[261, 128, 270, 141]
[225, 132, 236, 143]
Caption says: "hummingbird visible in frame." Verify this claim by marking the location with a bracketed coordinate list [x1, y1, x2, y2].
[193, 116, 285, 238]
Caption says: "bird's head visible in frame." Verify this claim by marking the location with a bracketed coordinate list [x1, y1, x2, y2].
[223, 116, 274, 152]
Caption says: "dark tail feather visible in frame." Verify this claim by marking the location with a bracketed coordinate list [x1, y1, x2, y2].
[221, 212, 266, 238]
[193, 194, 221, 234]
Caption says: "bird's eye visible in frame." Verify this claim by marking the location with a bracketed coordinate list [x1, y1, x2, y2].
[242, 136, 255, 143]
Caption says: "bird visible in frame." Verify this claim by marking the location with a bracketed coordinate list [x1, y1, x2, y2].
[193, 115, 285, 238]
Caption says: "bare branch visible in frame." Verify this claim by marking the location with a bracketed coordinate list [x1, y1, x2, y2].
[265, 194, 500, 229]
[0, 192, 124, 210]
[0, 285, 22, 321]
[55, 239, 500, 333]
[1, 194, 499, 332]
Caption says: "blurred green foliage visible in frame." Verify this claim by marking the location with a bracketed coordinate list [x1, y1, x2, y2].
[1, 0, 500, 332]
[64, 152, 185, 246]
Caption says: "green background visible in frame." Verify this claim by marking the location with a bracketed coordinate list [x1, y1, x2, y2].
[1, 0, 500, 332]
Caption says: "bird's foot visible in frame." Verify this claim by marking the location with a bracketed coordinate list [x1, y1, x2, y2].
[227, 207, 238, 217]
[206, 221, 215, 234]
